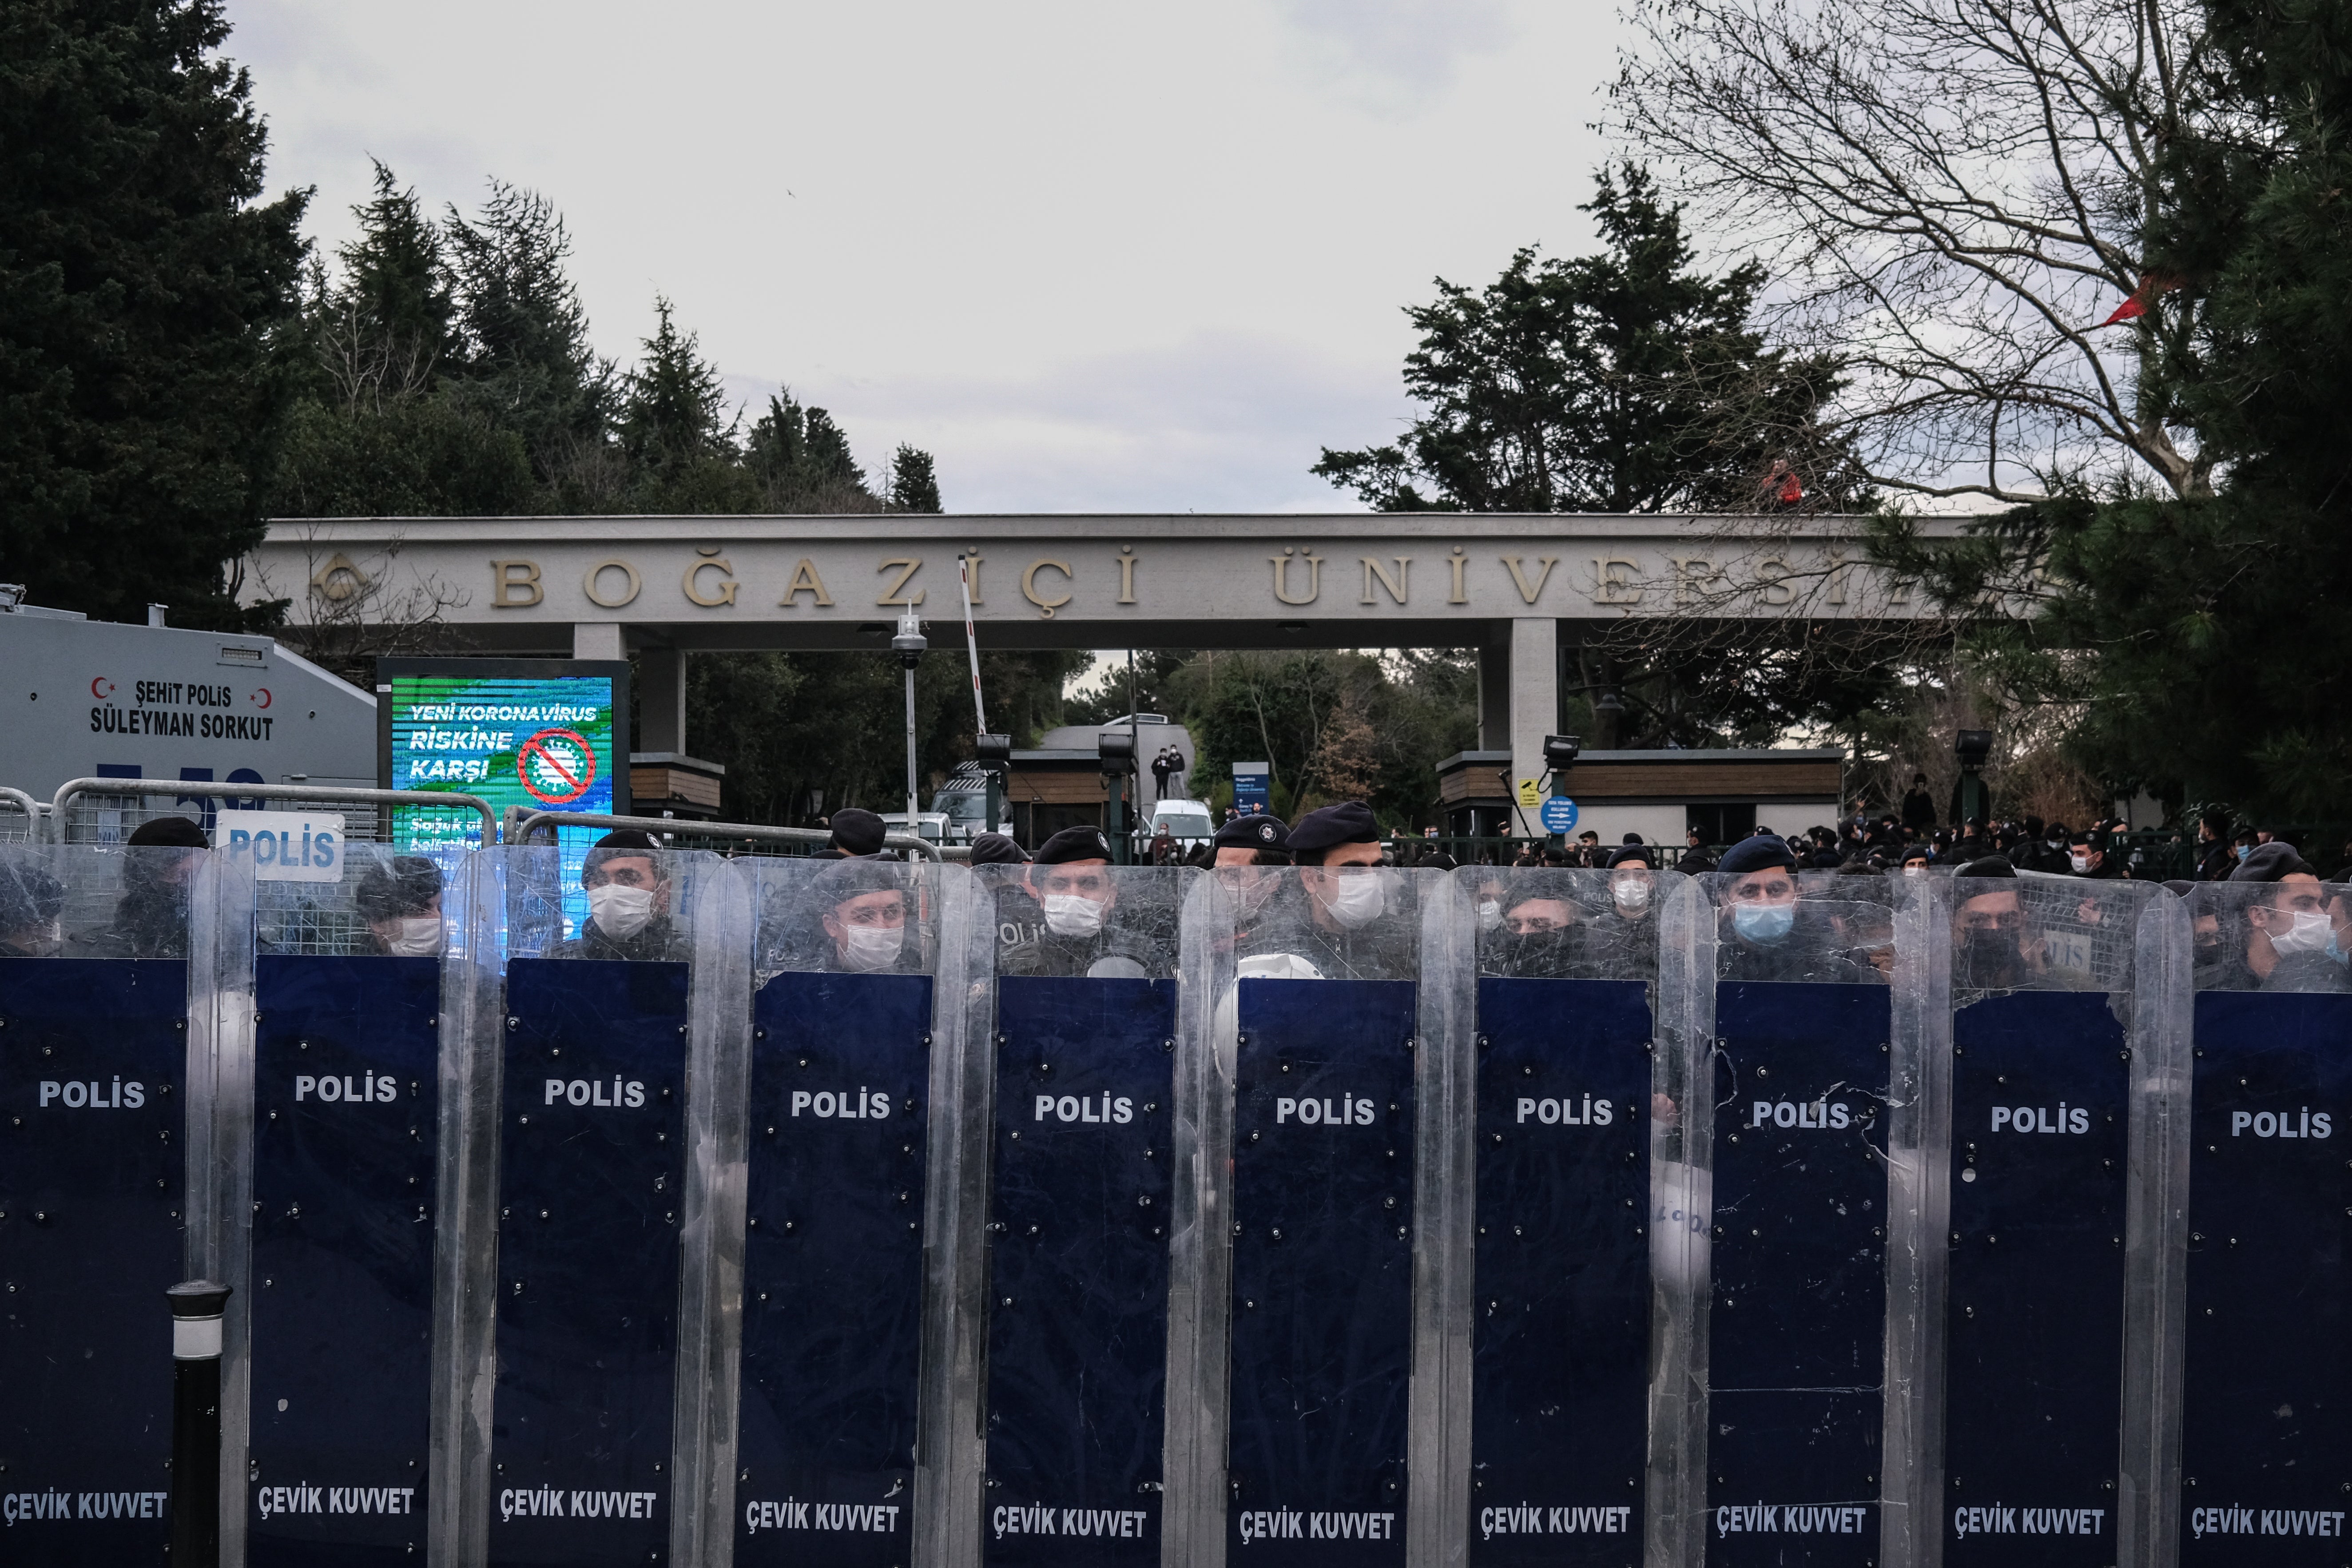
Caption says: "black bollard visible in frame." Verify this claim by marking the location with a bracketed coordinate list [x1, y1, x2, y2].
[168, 1279, 232, 1568]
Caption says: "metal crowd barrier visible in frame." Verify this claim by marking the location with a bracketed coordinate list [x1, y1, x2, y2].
[47, 777, 498, 848]
[505, 806, 946, 861]
[13, 851, 2352, 1568]
[0, 786, 42, 844]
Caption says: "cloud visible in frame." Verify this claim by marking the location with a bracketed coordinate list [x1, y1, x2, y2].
[1271, 0, 1518, 105]
[222, 0, 1619, 512]
[727, 329, 1413, 512]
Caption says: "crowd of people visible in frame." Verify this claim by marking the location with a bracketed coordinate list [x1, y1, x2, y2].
[4, 794, 2345, 1000]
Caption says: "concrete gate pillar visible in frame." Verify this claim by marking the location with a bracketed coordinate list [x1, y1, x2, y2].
[1508, 618, 1558, 831]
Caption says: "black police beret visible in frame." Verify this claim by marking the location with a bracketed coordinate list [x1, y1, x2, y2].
[2231, 841, 2315, 882]
[1605, 845, 1656, 869]
[1956, 855, 2017, 879]
[355, 854, 444, 920]
[1287, 801, 1379, 854]
[814, 856, 905, 901]
[1715, 834, 1798, 876]
[583, 828, 666, 881]
[1035, 826, 1113, 865]
[1213, 814, 1289, 851]
[127, 814, 208, 848]
[830, 808, 887, 857]
[968, 832, 1028, 865]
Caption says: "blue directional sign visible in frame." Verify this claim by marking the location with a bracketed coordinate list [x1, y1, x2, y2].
[1541, 798, 1578, 834]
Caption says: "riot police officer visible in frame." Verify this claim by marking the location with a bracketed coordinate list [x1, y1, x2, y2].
[1487, 884, 1592, 977]
[2207, 842, 2349, 992]
[1711, 834, 1877, 983]
[554, 829, 690, 961]
[1212, 811, 1291, 942]
[1949, 855, 2043, 993]
[998, 826, 1168, 978]
[75, 814, 209, 958]
[355, 855, 446, 957]
[815, 807, 888, 860]
[1588, 842, 1661, 973]
[810, 856, 920, 974]
[1242, 801, 1413, 979]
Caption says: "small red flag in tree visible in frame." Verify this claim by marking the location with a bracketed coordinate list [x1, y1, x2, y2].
[1777, 469, 1804, 504]
[2098, 273, 2180, 327]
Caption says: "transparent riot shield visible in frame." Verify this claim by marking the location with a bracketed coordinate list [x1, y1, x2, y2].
[1925, 874, 2164, 1568]
[973, 861, 1204, 1565]
[2177, 877, 2352, 1560]
[1462, 865, 1685, 1564]
[237, 843, 477, 1564]
[727, 855, 952, 1566]
[0, 841, 247, 1561]
[1220, 864, 1439, 1562]
[1691, 868, 1903, 1565]
[462, 842, 746, 1568]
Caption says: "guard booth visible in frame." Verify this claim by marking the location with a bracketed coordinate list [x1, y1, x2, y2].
[237, 842, 479, 1566]
[971, 861, 1205, 1565]
[1220, 865, 1440, 1563]
[1464, 865, 1687, 1565]
[1927, 874, 2166, 1568]
[462, 842, 746, 1568]
[1692, 870, 1902, 1567]
[730, 855, 950, 1566]
[2178, 879, 2351, 1563]
[0, 842, 245, 1566]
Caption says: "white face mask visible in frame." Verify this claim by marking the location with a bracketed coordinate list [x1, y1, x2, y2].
[840, 921, 904, 972]
[1476, 899, 1503, 931]
[2070, 853, 2091, 873]
[587, 883, 656, 940]
[1611, 878, 1652, 914]
[383, 916, 444, 957]
[1042, 893, 1107, 938]
[2268, 907, 2334, 958]
[1321, 870, 1386, 929]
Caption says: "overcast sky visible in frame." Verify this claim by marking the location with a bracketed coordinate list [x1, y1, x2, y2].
[224, 0, 1624, 513]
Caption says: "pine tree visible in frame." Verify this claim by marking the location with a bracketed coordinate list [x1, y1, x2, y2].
[1876, 0, 2352, 816]
[887, 445, 942, 512]
[1314, 165, 1858, 514]
[0, 0, 308, 625]
[618, 297, 734, 476]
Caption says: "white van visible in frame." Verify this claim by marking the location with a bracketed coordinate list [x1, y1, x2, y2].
[1149, 798, 1215, 846]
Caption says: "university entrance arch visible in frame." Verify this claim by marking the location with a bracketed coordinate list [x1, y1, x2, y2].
[253, 512, 1950, 801]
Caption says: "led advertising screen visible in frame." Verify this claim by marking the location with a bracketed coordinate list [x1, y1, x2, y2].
[377, 658, 632, 855]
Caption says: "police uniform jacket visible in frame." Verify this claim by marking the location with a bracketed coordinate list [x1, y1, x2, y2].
[1716, 906, 1879, 985]
[552, 913, 692, 962]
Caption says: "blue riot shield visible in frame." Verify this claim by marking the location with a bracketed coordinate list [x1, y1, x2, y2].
[1224, 866, 1426, 1563]
[1467, 867, 1675, 1564]
[1938, 877, 2150, 1566]
[482, 844, 723, 1568]
[242, 845, 468, 1564]
[1702, 880, 1893, 1567]
[2179, 880, 2352, 1561]
[978, 863, 1188, 1564]
[733, 858, 940, 1566]
[0, 844, 219, 1563]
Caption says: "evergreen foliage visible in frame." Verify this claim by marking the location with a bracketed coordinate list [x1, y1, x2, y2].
[1872, 0, 2352, 817]
[1315, 166, 1861, 514]
[0, 0, 309, 627]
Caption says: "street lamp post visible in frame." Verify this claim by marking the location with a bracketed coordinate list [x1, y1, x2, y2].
[892, 611, 927, 822]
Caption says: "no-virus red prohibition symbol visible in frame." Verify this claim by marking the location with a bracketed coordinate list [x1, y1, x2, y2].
[517, 727, 599, 805]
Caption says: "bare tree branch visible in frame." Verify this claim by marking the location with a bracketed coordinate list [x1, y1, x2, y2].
[1613, 0, 2219, 500]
